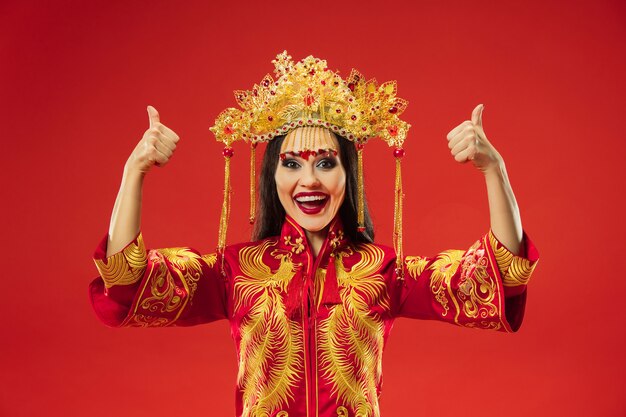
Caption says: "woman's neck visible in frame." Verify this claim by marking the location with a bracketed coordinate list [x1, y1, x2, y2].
[305, 227, 329, 258]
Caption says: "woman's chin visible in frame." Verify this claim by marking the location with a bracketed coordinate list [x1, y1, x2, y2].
[294, 214, 332, 234]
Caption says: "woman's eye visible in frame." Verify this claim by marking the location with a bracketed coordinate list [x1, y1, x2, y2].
[317, 158, 337, 169]
[281, 159, 300, 169]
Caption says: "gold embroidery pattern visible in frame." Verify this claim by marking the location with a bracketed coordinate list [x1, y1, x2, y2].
[428, 250, 464, 317]
[201, 253, 218, 268]
[319, 244, 389, 417]
[405, 256, 429, 278]
[136, 248, 205, 321]
[330, 230, 345, 251]
[95, 234, 147, 288]
[283, 235, 305, 254]
[488, 231, 535, 286]
[503, 257, 535, 286]
[488, 231, 513, 273]
[456, 241, 499, 328]
[124, 314, 169, 328]
[337, 406, 349, 416]
[234, 240, 303, 417]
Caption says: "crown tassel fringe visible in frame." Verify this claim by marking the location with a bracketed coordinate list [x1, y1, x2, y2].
[393, 147, 405, 279]
[356, 143, 365, 233]
[249, 143, 257, 225]
[218, 146, 234, 274]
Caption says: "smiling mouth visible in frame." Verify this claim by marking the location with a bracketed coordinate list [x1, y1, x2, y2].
[294, 193, 329, 215]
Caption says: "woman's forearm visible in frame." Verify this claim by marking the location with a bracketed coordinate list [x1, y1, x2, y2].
[484, 162, 523, 255]
[106, 165, 145, 257]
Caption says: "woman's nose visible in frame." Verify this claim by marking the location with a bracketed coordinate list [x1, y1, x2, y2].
[299, 166, 321, 187]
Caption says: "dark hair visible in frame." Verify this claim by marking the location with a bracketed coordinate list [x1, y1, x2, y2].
[252, 134, 374, 243]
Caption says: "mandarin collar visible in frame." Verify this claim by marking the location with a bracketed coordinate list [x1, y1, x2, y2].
[279, 215, 348, 260]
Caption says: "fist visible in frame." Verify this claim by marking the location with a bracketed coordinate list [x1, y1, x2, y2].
[125, 106, 180, 174]
[446, 104, 503, 174]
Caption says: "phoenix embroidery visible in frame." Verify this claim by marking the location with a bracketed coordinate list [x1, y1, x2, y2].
[318, 244, 389, 417]
[234, 240, 304, 417]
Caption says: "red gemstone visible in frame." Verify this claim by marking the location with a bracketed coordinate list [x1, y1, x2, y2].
[336, 109, 342, 113]
[280, 153, 286, 160]
[223, 124, 234, 135]
[393, 148, 405, 158]
[348, 83, 355, 91]
[387, 125, 399, 137]
[351, 115, 357, 121]
[389, 107, 398, 114]
[362, 127, 367, 131]
[357, 226, 366, 233]
[356, 143, 364, 150]
[268, 116, 273, 121]
[321, 80, 326, 85]
[222, 147, 234, 158]
[304, 95, 315, 106]
[301, 150, 311, 160]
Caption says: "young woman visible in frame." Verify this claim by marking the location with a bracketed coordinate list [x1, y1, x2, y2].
[90, 54, 539, 417]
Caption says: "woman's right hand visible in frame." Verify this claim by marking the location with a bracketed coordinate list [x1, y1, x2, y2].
[125, 106, 180, 175]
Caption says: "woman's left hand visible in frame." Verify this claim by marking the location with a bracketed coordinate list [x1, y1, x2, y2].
[446, 104, 504, 175]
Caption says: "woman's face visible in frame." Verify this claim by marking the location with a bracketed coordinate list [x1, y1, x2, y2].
[275, 127, 346, 234]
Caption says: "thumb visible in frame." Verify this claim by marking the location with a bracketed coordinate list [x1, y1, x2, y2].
[147, 105, 160, 128]
[471, 103, 484, 127]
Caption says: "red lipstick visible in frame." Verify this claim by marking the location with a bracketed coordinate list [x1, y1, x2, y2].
[293, 192, 329, 215]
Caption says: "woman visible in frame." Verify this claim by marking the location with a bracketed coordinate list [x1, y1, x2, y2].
[90, 53, 539, 417]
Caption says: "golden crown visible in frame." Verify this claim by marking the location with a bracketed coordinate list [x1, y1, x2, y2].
[210, 51, 411, 147]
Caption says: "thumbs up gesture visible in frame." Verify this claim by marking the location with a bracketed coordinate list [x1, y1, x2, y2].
[446, 104, 503, 175]
[125, 106, 180, 174]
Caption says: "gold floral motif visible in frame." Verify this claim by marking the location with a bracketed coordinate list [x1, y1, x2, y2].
[456, 242, 498, 322]
[95, 233, 147, 288]
[405, 255, 429, 278]
[330, 230, 345, 251]
[283, 235, 305, 254]
[319, 244, 389, 417]
[234, 240, 303, 417]
[428, 250, 464, 317]
[137, 248, 205, 322]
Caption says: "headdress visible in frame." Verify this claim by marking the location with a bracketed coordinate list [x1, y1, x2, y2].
[209, 51, 411, 276]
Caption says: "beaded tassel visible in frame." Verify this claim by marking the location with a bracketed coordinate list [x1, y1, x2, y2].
[218, 147, 234, 256]
[393, 147, 405, 279]
[356, 143, 365, 233]
[249, 143, 256, 224]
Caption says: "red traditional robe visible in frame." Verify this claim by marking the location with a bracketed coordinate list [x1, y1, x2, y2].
[89, 215, 539, 417]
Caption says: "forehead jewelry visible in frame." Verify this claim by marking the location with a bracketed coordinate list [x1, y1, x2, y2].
[210, 51, 411, 277]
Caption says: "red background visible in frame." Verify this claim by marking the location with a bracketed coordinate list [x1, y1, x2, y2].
[2, 0, 625, 416]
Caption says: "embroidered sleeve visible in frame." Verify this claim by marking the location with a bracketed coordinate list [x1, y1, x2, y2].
[89, 232, 228, 328]
[394, 231, 539, 332]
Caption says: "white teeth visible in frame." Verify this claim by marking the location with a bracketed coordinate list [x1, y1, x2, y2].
[295, 195, 327, 203]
